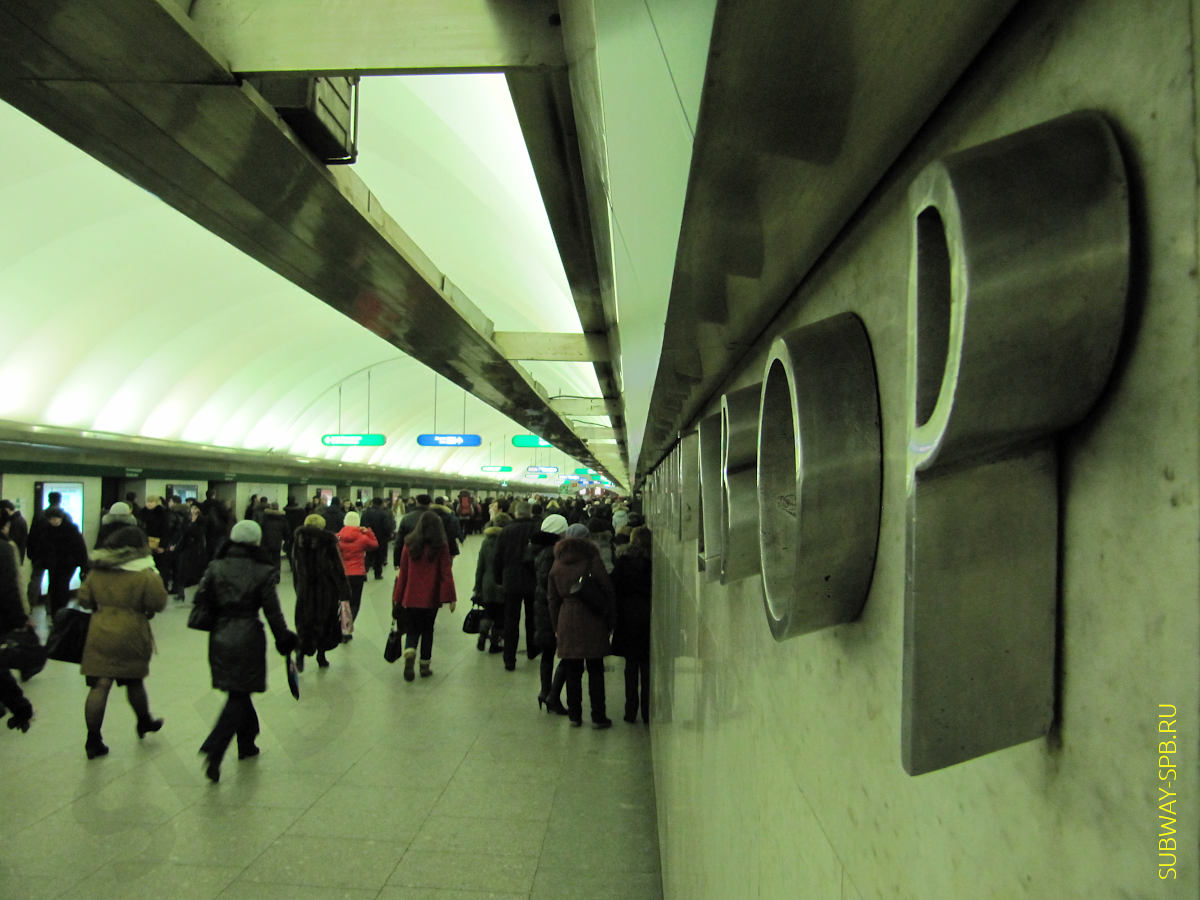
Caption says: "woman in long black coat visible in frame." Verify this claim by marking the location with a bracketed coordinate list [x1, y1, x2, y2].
[0, 506, 34, 733]
[290, 514, 348, 669]
[194, 520, 295, 782]
[611, 527, 653, 724]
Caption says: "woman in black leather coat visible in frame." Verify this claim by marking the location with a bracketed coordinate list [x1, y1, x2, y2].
[194, 520, 295, 782]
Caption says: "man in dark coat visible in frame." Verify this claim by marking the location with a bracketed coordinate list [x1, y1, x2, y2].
[26, 506, 87, 617]
[25, 491, 63, 605]
[258, 503, 289, 584]
[141, 495, 172, 585]
[282, 496, 306, 562]
[195, 520, 296, 782]
[360, 497, 394, 580]
[492, 500, 540, 671]
[321, 497, 346, 533]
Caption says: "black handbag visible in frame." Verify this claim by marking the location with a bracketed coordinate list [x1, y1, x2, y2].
[569, 570, 609, 619]
[45, 607, 91, 663]
[383, 623, 404, 663]
[0, 627, 47, 681]
[187, 600, 216, 632]
[461, 606, 483, 635]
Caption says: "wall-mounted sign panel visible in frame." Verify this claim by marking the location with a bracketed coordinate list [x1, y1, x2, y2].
[512, 434, 552, 448]
[417, 434, 482, 447]
[322, 433, 386, 447]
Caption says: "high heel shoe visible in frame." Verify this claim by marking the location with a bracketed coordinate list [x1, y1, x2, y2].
[545, 699, 569, 716]
[136, 717, 164, 739]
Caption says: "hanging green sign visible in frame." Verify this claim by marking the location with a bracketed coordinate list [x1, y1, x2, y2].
[512, 434, 552, 448]
[322, 433, 386, 447]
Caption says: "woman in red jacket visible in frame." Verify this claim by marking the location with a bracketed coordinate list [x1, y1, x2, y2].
[392, 511, 456, 682]
[337, 511, 378, 635]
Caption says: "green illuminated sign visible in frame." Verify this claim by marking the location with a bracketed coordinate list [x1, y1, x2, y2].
[322, 433, 386, 447]
[574, 468, 596, 475]
[512, 434, 551, 448]
[481, 465, 513, 473]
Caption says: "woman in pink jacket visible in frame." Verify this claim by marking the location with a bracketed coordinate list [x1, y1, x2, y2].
[392, 511, 456, 682]
[336, 511, 377, 634]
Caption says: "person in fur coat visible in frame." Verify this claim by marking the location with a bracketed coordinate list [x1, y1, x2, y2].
[547, 534, 615, 727]
[290, 514, 348, 669]
[77, 526, 168, 759]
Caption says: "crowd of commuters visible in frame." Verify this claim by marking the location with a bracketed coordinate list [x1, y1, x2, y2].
[0, 486, 653, 773]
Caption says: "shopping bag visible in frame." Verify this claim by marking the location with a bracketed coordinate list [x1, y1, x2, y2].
[45, 606, 91, 663]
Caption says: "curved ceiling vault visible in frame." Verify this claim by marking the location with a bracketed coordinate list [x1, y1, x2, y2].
[0, 75, 613, 489]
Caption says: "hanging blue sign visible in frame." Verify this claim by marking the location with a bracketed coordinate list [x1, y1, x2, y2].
[417, 434, 482, 447]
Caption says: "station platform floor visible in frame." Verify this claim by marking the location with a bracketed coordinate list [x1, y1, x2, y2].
[0, 535, 663, 899]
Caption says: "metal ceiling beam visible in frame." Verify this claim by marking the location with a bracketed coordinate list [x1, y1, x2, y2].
[505, 65, 628, 475]
[0, 0, 623, 485]
[493, 331, 608, 362]
[550, 397, 610, 417]
[638, 0, 1020, 482]
[188, 0, 565, 75]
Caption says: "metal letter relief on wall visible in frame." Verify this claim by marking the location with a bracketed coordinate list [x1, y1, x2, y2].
[902, 112, 1129, 774]
[757, 313, 882, 640]
[697, 412, 724, 578]
[721, 383, 763, 584]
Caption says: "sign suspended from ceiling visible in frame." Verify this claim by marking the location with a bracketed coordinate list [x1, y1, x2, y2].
[322, 433, 386, 447]
[417, 434, 482, 447]
[512, 434, 552, 448]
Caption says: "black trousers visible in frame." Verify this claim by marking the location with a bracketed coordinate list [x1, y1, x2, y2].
[347, 575, 366, 621]
[45, 567, 76, 617]
[560, 657, 606, 722]
[403, 607, 438, 660]
[201, 691, 259, 762]
[624, 657, 650, 720]
[502, 588, 534, 666]
[366, 546, 386, 579]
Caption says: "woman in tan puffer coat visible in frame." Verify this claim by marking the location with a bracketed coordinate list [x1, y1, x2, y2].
[78, 525, 168, 759]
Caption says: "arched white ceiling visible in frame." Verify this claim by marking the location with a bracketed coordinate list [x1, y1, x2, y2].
[0, 74, 610, 486]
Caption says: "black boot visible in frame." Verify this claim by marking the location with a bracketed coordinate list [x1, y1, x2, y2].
[85, 731, 109, 759]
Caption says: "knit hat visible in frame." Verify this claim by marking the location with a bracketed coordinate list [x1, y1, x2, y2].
[230, 520, 262, 545]
[540, 513, 568, 535]
[344, 511, 361, 527]
[566, 523, 589, 539]
[108, 501, 131, 516]
[304, 514, 325, 528]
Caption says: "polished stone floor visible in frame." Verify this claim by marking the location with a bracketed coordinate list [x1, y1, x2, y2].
[0, 536, 662, 899]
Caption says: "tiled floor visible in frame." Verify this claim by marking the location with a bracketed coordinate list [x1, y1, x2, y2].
[0, 536, 662, 899]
